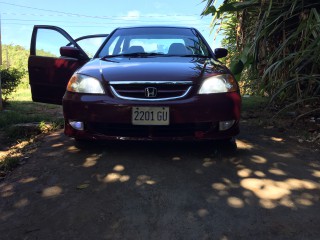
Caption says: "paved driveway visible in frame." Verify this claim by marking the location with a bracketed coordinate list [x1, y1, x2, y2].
[1, 123, 320, 240]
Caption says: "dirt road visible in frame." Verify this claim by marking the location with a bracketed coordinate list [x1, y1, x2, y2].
[0, 122, 320, 240]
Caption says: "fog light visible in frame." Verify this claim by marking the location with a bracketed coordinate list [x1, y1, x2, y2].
[69, 121, 84, 130]
[219, 120, 235, 131]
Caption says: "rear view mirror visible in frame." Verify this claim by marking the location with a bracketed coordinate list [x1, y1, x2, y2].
[60, 46, 81, 58]
[214, 48, 228, 59]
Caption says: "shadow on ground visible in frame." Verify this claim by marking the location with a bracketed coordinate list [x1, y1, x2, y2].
[0, 124, 319, 240]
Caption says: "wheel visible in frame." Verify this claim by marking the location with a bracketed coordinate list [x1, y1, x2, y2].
[217, 137, 237, 154]
[73, 138, 92, 149]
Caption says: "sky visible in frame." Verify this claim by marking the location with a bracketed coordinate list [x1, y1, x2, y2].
[0, 0, 223, 50]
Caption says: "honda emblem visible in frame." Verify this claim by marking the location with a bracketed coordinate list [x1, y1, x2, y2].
[145, 87, 157, 98]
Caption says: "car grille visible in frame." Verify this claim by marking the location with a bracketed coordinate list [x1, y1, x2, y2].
[87, 122, 218, 138]
[109, 81, 193, 101]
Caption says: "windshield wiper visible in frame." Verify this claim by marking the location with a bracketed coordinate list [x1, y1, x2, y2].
[102, 52, 165, 59]
[167, 54, 210, 58]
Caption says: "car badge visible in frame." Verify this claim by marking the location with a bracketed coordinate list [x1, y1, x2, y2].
[145, 87, 157, 98]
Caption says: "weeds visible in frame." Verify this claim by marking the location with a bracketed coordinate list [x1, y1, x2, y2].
[0, 86, 62, 176]
[0, 156, 20, 172]
[202, 0, 320, 121]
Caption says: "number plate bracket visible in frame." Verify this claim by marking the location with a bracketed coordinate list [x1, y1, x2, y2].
[132, 107, 169, 125]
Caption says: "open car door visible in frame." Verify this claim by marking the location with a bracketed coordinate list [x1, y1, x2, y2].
[28, 25, 108, 104]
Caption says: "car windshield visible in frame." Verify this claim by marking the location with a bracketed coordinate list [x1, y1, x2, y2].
[98, 27, 210, 58]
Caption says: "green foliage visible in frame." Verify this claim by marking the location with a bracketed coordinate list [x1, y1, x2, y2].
[0, 68, 26, 102]
[0, 97, 63, 130]
[1, 44, 30, 101]
[241, 95, 269, 111]
[1, 45, 29, 72]
[36, 49, 57, 58]
[0, 156, 19, 171]
[202, 0, 320, 118]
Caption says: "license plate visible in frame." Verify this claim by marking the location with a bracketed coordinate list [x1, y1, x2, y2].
[132, 107, 169, 125]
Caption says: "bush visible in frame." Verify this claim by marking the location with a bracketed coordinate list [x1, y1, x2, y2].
[1, 68, 26, 102]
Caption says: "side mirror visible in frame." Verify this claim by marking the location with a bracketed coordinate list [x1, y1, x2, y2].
[60, 46, 81, 58]
[214, 48, 228, 59]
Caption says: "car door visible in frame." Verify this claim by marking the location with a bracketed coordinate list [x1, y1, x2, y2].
[28, 25, 108, 104]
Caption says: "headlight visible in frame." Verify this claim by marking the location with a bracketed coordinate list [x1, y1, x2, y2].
[198, 74, 238, 94]
[67, 74, 105, 94]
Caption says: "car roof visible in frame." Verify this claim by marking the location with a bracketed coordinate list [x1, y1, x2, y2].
[115, 25, 196, 30]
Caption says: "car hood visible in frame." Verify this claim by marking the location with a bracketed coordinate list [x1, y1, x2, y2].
[78, 57, 228, 84]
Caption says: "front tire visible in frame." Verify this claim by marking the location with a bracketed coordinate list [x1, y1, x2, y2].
[217, 137, 237, 154]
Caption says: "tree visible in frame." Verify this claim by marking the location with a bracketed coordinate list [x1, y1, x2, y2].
[1, 44, 29, 72]
[0, 67, 25, 103]
[0, 30, 2, 110]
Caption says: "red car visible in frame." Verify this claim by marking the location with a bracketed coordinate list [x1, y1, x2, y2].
[28, 25, 241, 143]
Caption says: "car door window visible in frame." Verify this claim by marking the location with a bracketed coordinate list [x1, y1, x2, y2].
[76, 36, 107, 58]
[35, 28, 75, 57]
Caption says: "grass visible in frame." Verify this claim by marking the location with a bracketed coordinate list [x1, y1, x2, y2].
[1, 156, 20, 172]
[241, 95, 269, 112]
[0, 85, 63, 173]
[0, 88, 63, 129]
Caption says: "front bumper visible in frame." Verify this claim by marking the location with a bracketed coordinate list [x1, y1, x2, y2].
[62, 92, 241, 141]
